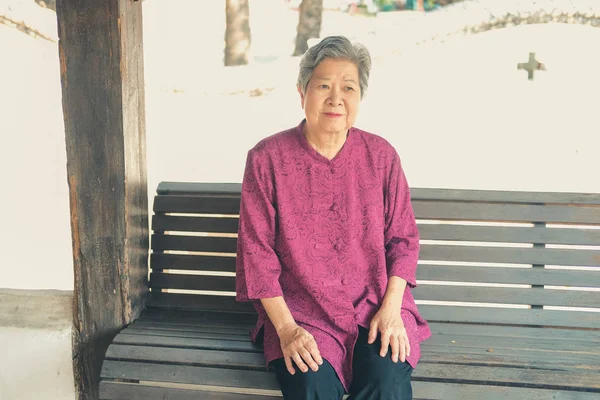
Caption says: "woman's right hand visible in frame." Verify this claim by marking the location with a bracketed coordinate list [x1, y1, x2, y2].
[277, 323, 324, 375]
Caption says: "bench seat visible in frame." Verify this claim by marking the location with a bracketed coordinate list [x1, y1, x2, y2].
[99, 182, 600, 399]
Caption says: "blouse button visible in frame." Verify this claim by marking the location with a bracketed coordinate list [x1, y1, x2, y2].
[341, 278, 347, 285]
[333, 244, 340, 251]
[330, 203, 337, 211]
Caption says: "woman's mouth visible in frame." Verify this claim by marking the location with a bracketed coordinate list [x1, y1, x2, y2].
[324, 113, 343, 118]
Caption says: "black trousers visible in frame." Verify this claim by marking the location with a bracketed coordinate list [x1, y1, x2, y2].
[269, 326, 413, 400]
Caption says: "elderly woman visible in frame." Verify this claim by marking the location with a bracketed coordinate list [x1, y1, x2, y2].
[236, 36, 431, 399]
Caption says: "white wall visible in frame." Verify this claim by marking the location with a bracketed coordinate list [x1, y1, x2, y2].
[0, 3, 75, 399]
[0, 326, 75, 400]
[0, 289, 74, 400]
[0, 3, 72, 291]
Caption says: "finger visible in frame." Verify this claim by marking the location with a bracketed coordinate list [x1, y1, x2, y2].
[403, 331, 411, 361]
[306, 341, 323, 365]
[368, 322, 378, 344]
[399, 336, 407, 363]
[299, 348, 319, 372]
[380, 330, 390, 357]
[292, 353, 309, 373]
[390, 335, 400, 363]
[284, 356, 295, 375]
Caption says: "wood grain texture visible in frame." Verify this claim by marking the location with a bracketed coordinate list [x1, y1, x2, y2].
[100, 360, 600, 391]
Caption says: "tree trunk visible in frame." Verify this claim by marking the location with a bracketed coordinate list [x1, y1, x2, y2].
[225, 0, 251, 66]
[293, 0, 323, 56]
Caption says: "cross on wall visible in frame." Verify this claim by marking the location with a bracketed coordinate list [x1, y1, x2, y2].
[518, 52, 546, 80]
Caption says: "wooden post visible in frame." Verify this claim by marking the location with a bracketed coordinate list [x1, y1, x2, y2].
[56, 1, 148, 399]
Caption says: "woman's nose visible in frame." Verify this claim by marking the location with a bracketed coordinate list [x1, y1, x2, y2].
[328, 90, 342, 105]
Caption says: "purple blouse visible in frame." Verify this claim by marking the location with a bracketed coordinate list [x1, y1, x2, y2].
[236, 120, 431, 391]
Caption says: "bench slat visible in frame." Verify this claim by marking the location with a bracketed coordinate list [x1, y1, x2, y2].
[131, 319, 253, 333]
[100, 360, 600, 391]
[151, 216, 600, 246]
[152, 196, 600, 225]
[100, 382, 276, 399]
[155, 182, 600, 205]
[413, 202, 600, 224]
[422, 346, 600, 368]
[427, 322, 600, 342]
[102, 361, 277, 389]
[410, 188, 600, 205]
[150, 253, 235, 272]
[157, 182, 242, 196]
[150, 273, 235, 292]
[153, 215, 239, 234]
[418, 265, 600, 287]
[112, 333, 261, 352]
[99, 380, 600, 400]
[153, 195, 240, 215]
[129, 322, 251, 336]
[105, 344, 266, 368]
[420, 245, 600, 267]
[99, 381, 280, 400]
[150, 253, 600, 281]
[416, 381, 598, 400]
[140, 308, 257, 325]
[147, 293, 254, 314]
[419, 305, 600, 328]
[152, 234, 237, 254]
[417, 224, 600, 246]
[123, 328, 250, 341]
[424, 336, 599, 358]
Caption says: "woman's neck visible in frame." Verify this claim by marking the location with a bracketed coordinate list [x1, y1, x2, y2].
[303, 124, 348, 161]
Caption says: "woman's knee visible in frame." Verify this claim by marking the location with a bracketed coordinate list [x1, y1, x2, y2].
[270, 358, 345, 400]
[350, 359, 413, 399]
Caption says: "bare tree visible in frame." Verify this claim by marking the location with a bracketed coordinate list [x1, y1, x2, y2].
[225, 0, 251, 66]
[293, 0, 323, 56]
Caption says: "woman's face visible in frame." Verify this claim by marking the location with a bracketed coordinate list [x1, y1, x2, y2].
[299, 58, 360, 137]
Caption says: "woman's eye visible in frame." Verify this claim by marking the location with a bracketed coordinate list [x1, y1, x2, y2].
[320, 84, 329, 89]
[346, 86, 355, 91]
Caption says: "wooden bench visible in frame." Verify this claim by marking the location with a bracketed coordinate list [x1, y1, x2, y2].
[99, 182, 600, 399]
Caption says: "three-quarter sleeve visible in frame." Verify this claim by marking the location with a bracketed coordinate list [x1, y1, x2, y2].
[236, 148, 284, 302]
[384, 151, 420, 287]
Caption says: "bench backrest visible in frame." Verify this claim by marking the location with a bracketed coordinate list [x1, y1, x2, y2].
[148, 182, 600, 330]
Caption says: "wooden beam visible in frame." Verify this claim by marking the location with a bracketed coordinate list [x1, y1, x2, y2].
[56, 1, 148, 399]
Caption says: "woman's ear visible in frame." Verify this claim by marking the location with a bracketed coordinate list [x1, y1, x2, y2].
[297, 86, 305, 109]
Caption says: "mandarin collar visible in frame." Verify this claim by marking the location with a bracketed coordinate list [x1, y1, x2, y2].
[296, 119, 354, 166]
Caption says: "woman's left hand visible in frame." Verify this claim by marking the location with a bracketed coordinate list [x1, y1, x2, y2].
[368, 305, 410, 363]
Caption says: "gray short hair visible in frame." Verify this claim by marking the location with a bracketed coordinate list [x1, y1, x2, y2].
[297, 36, 372, 99]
